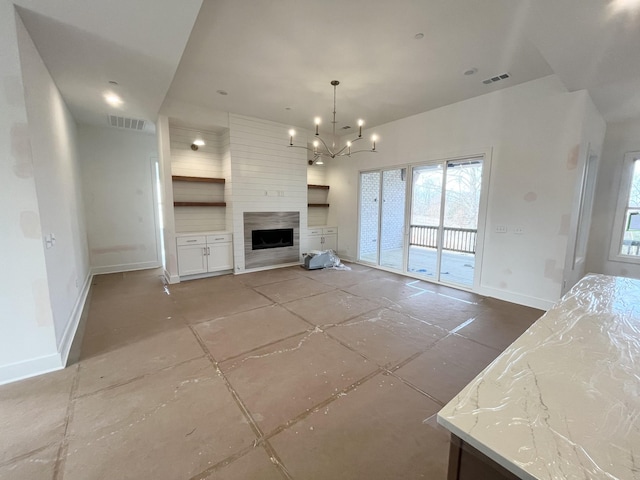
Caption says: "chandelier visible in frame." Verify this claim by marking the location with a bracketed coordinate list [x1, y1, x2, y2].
[288, 80, 377, 165]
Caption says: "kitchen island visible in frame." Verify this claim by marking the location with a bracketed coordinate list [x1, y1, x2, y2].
[438, 274, 640, 480]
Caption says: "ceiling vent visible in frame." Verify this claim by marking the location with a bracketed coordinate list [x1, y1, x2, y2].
[107, 115, 146, 130]
[482, 73, 510, 85]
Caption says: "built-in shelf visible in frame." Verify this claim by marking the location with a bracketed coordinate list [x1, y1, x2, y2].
[172, 175, 225, 184]
[174, 201, 227, 207]
[308, 203, 330, 207]
[308, 184, 330, 190]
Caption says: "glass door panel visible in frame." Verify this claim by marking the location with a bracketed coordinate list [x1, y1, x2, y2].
[379, 169, 406, 270]
[440, 159, 483, 287]
[408, 164, 443, 279]
[358, 171, 381, 264]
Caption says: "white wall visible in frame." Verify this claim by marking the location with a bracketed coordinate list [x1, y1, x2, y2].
[228, 114, 308, 271]
[587, 119, 640, 278]
[0, 5, 92, 384]
[562, 92, 606, 292]
[0, 4, 59, 382]
[327, 75, 588, 309]
[157, 116, 179, 282]
[17, 10, 90, 352]
[78, 125, 160, 273]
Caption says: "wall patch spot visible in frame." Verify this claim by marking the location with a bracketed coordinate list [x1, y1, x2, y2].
[544, 259, 563, 283]
[20, 211, 41, 239]
[503, 268, 513, 275]
[567, 145, 579, 170]
[523, 191, 537, 202]
[33, 279, 53, 326]
[3, 76, 25, 107]
[558, 214, 570, 236]
[11, 123, 34, 178]
[499, 281, 508, 289]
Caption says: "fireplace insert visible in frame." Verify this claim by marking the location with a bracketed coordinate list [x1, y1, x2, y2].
[251, 228, 294, 250]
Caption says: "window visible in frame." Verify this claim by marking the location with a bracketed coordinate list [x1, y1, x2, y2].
[611, 152, 640, 262]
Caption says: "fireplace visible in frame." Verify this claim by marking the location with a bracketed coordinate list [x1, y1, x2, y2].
[252, 228, 294, 250]
[243, 211, 300, 269]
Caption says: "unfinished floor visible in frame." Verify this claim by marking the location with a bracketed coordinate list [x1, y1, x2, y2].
[0, 263, 542, 479]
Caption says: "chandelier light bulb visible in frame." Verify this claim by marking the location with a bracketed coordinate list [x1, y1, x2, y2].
[289, 129, 295, 146]
[371, 134, 378, 151]
[358, 119, 364, 137]
[314, 117, 321, 135]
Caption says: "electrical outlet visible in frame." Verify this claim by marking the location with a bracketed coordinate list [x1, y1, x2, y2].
[495, 225, 507, 233]
[513, 227, 524, 235]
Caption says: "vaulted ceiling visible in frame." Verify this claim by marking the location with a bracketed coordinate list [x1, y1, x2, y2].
[14, 0, 640, 133]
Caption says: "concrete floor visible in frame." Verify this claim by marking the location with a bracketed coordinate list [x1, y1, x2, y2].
[0, 263, 542, 479]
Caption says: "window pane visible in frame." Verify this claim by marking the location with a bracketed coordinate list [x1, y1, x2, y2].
[621, 208, 640, 257]
[628, 159, 640, 208]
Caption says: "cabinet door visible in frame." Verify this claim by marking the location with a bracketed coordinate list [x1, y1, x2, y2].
[323, 234, 337, 251]
[178, 245, 207, 276]
[207, 243, 233, 272]
[308, 235, 323, 252]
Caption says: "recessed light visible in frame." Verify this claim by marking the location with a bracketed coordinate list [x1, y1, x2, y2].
[103, 92, 123, 107]
[609, 0, 640, 13]
[285, 107, 291, 110]
[414, 33, 424, 40]
[108, 80, 118, 85]
[216, 90, 228, 96]
[193, 139, 205, 146]
[464, 68, 478, 76]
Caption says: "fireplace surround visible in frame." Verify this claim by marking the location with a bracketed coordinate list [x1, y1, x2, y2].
[243, 212, 300, 268]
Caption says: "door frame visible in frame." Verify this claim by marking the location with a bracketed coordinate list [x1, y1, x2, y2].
[356, 148, 492, 293]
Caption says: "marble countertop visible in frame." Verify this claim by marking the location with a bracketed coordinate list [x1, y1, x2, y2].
[437, 274, 640, 480]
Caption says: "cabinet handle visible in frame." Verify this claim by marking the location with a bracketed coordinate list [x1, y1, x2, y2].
[214, 237, 224, 241]
[186, 239, 198, 243]
[203, 247, 207, 256]
[207, 247, 211, 255]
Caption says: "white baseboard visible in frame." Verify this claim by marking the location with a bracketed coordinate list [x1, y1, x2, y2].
[91, 260, 161, 275]
[58, 272, 93, 366]
[237, 262, 302, 275]
[0, 353, 63, 387]
[164, 268, 180, 284]
[478, 285, 555, 311]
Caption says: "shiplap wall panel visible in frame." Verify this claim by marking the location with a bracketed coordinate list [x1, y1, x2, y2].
[169, 125, 227, 233]
[174, 207, 226, 233]
[229, 114, 308, 271]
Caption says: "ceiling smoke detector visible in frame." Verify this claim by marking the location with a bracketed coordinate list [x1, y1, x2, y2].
[482, 72, 511, 85]
[107, 115, 146, 130]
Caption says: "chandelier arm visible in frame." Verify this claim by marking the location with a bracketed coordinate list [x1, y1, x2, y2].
[343, 149, 378, 156]
[314, 135, 336, 157]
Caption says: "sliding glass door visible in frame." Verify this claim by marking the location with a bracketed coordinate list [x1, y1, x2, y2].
[358, 155, 486, 289]
[408, 158, 483, 287]
[358, 168, 406, 271]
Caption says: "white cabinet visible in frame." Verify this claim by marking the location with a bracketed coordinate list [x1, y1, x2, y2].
[177, 232, 233, 277]
[307, 227, 337, 252]
[206, 234, 233, 271]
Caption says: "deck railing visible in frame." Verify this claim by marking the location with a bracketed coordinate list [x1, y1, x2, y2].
[409, 225, 477, 254]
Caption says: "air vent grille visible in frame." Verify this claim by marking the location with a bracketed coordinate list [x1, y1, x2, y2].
[107, 115, 146, 130]
[482, 73, 510, 85]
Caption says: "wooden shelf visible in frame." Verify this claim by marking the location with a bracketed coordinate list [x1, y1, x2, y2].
[172, 176, 225, 184]
[308, 203, 330, 207]
[308, 184, 330, 190]
[174, 202, 227, 207]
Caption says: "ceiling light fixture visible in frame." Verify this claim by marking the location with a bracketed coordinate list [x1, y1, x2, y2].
[609, 0, 640, 13]
[103, 92, 123, 107]
[288, 80, 378, 164]
[191, 138, 205, 151]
